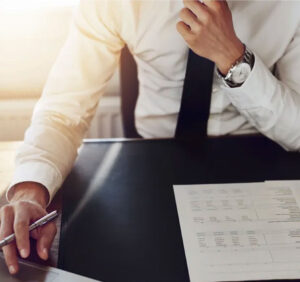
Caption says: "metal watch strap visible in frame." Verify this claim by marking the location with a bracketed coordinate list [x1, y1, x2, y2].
[217, 45, 255, 88]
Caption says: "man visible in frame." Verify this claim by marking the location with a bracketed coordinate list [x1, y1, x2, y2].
[1, 0, 300, 275]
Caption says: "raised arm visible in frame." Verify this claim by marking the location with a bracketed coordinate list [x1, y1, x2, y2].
[177, 0, 300, 151]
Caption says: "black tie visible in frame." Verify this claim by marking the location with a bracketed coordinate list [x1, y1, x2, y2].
[175, 50, 215, 139]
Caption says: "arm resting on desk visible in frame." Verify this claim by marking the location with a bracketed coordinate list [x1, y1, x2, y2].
[3, 0, 123, 274]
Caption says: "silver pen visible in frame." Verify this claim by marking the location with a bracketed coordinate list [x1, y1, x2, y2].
[0, 210, 58, 248]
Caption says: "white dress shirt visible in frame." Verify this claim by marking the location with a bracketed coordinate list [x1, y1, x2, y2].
[8, 0, 300, 203]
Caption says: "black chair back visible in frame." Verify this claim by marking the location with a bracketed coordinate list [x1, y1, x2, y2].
[120, 46, 141, 138]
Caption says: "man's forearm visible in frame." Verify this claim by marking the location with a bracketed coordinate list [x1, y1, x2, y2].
[222, 52, 300, 151]
[8, 0, 124, 206]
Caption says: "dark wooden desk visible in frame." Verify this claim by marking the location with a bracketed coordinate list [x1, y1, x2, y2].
[58, 136, 300, 282]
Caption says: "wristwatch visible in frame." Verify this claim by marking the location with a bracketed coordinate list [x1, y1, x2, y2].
[218, 44, 255, 88]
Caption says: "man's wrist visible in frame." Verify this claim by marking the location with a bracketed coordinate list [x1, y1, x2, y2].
[216, 39, 245, 75]
[217, 45, 255, 88]
[9, 182, 49, 209]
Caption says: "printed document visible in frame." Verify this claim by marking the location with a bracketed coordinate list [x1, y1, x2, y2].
[174, 181, 300, 282]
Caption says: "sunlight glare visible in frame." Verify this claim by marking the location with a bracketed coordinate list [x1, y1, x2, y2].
[0, 0, 79, 11]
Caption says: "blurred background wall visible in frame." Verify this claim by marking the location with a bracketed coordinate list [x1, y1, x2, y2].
[0, 0, 123, 141]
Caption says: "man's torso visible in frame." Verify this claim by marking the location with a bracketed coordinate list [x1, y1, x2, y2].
[100, 0, 300, 138]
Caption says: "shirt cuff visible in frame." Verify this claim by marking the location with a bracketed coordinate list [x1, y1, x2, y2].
[6, 161, 62, 206]
[222, 51, 277, 111]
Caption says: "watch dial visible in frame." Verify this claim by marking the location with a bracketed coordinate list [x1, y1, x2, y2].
[232, 63, 252, 84]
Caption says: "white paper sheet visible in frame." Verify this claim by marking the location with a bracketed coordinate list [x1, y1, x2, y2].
[0, 253, 101, 282]
[174, 181, 300, 282]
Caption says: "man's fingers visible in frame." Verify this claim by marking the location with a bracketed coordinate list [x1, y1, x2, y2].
[203, 0, 228, 12]
[179, 8, 199, 31]
[0, 200, 53, 275]
[176, 21, 192, 37]
[34, 222, 57, 261]
[14, 207, 31, 259]
[183, 0, 209, 19]
[0, 206, 18, 274]
[184, 0, 227, 15]
[2, 244, 19, 274]
[3, 243, 19, 274]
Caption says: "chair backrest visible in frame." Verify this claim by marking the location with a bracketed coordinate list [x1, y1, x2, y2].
[120, 46, 141, 138]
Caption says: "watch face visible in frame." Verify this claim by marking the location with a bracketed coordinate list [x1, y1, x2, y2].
[231, 63, 252, 84]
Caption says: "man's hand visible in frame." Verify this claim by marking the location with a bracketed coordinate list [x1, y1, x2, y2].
[0, 183, 57, 274]
[177, 0, 245, 75]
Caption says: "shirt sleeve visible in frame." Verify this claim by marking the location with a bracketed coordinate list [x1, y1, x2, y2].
[222, 24, 300, 151]
[7, 0, 125, 205]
